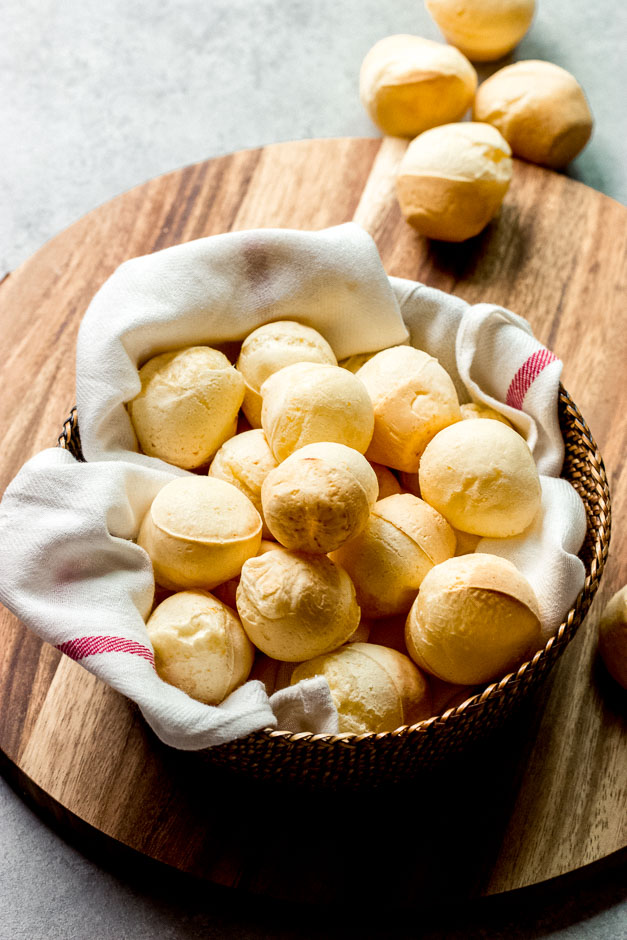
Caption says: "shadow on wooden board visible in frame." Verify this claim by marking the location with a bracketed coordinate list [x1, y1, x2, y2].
[2, 739, 626, 938]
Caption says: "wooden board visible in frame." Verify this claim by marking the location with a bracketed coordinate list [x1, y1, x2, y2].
[0, 138, 626, 903]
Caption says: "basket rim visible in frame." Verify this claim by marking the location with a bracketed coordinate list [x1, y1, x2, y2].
[58, 384, 611, 749]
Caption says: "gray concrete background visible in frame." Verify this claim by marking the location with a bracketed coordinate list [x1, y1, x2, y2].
[2, 0, 627, 278]
[1, 1, 626, 937]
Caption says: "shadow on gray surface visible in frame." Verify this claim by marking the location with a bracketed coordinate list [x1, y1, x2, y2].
[2, 733, 625, 940]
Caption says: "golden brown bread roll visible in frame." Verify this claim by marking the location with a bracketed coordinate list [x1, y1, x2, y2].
[128, 346, 245, 469]
[209, 429, 278, 539]
[419, 419, 541, 537]
[356, 346, 461, 472]
[261, 442, 378, 553]
[405, 553, 542, 684]
[425, 0, 535, 62]
[147, 590, 254, 704]
[261, 362, 374, 462]
[359, 34, 477, 137]
[473, 60, 593, 168]
[236, 320, 337, 427]
[137, 477, 262, 590]
[331, 493, 456, 618]
[236, 547, 360, 661]
[396, 122, 512, 242]
[291, 643, 432, 733]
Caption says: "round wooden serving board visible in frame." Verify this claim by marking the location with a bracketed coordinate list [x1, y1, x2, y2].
[0, 138, 626, 904]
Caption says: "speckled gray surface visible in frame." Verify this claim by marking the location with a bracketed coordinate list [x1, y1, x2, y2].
[3, 0, 627, 278]
[1, 2, 626, 937]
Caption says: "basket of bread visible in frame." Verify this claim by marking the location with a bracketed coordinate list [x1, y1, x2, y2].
[0, 224, 610, 788]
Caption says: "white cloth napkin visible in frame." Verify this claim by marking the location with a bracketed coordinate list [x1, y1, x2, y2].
[0, 223, 586, 750]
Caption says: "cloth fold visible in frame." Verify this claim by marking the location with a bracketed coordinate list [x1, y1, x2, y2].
[0, 224, 587, 750]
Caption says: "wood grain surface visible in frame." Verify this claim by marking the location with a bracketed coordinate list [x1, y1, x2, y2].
[0, 137, 626, 904]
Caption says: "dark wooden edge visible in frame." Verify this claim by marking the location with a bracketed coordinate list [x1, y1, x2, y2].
[2, 745, 625, 912]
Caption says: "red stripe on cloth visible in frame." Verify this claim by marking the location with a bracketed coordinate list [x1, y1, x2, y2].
[56, 636, 155, 666]
[506, 348, 557, 410]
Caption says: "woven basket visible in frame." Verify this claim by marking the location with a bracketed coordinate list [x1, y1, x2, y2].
[58, 386, 611, 789]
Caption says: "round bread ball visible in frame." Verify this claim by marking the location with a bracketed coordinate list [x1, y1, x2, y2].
[460, 403, 513, 427]
[598, 586, 627, 690]
[370, 462, 402, 500]
[291, 643, 432, 734]
[261, 362, 374, 462]
[396, 122, 513, 242]
[236, 547, 360, 661]
[356, 346, 461, 472]
[128, 346, 245, 469]
[331, 493, 456, 618]
[359, 34, 477, 138]
[138, 477, 262, 591]
[261, 442, 378, 554]
[236, 321, 337, 428]
[425, 0, 535, 62]
[147, 590, 254, 704]
[419, 419, 541, 537]
[405, 553, 542, 684]
[209, 429, 278, 539]
[473, 60, 593, 168]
